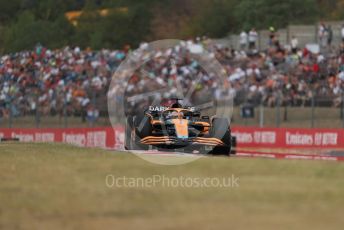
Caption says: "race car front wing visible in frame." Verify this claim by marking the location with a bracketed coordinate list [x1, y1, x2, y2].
[140, 136, 225, 146]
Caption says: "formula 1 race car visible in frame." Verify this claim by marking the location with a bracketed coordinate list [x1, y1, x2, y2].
[125, 99, 236, 156]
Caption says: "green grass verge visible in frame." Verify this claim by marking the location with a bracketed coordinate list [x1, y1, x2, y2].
[0, 143, 344, 229]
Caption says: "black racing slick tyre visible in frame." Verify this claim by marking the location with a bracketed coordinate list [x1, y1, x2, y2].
[132, 114, 152, 151]
[132, 137, 149, 151]
[134, 114, 152, 139]
[125, 116, 134, 150]
[230, 136, 237, 155]
[211, 118, 231, 145]
[209, 118, 231, 156]
[211, 146, 231, 156]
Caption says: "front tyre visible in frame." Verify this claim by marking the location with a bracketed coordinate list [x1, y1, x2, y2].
[132, 114, 152, 151]
[211, 146, 231, 156]
[134, 114, 152, 139]
[230, 136, 237, 155]
[209, 118, 231, 156]
[124, 116, 133, 150]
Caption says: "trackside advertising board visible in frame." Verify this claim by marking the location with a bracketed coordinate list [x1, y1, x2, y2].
[0, 127, 123, 150]
[0, 126, 343, 149]
[232, 126, 343, 149]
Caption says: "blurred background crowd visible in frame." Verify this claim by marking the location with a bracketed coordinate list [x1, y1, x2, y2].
[1, 31, 344, 122]
[2, 0, 344, 126]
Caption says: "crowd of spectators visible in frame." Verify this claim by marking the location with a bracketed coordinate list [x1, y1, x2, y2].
[1, 29, 344, 122]
[0, 45, 126, 122]
[236, 25, 344, 107]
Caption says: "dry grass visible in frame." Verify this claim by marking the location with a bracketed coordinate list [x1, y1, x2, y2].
[0, 143, 344, 230]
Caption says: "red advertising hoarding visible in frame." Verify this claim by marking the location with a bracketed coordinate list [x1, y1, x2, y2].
[0, 126, 343, 150]
[232, 126, 344, 149]
[0, 127, 123, 150]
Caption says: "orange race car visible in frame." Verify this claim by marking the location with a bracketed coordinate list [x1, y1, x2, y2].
[125, 99, 236, 156]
